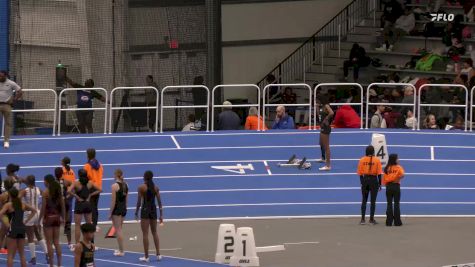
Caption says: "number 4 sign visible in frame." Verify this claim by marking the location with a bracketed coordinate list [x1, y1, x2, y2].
[371, 133, 389, 166]
[211, 164, 254, 174]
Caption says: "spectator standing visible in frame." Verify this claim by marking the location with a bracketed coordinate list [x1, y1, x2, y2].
[145, 75, 159, 132]
[244, 107, 267, 131]
[272, 106, 295, 130]
[0, 70, 22, 149]
[371, 104, 388, 128]
[333, 105, 361, 128]
[83, 148, 103, 232]
[343, 43, 370, 82]
[66, 77, 105, 134]
[217, 101, 241, 130]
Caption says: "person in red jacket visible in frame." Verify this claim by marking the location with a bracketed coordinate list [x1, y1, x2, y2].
[333, 105, 361, 128]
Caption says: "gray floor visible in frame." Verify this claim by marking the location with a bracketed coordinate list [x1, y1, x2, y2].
[91, 218, 475, 267]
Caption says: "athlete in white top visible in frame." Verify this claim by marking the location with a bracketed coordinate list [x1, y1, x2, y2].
[20, 175, 48, 265]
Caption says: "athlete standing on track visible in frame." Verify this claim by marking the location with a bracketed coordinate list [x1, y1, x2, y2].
[357, 145, 383, 225]
[84, 149, 103, 233]
[108, 169, 128, 257]
[70, 169, 101, 247]
[383, 154, 405, 226]
[74, 223, 96, 267]
[0, 187, 37, 267]
[61, 157, 76, 250]
[0, 179, 14, 254]
[316, 95, 334, 171]
[20, 175, 48, 265]
[54, 167, 73, 249]
[40, 174, 65, 267]
[135, 170, 163, 263]
[4, 164, 22, 190]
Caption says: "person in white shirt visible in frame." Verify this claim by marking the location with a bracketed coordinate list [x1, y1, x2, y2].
[376, 7, 415, 52]
[0, 70, 22, 149]
[182, 114, 199, 131]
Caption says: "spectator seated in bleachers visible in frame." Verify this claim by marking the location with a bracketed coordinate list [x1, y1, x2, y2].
[332, 105, 361, 128]
[447, 115, 465, 130]
[402, 86, 414, 105]
[376, 6, 415, 52]
[272, 105, 295, 130]
[447, 36, 466, 61]
[342, 43, 370, 82]
[244, 107, 267, 131]
[423, 114, 440, 129]
[457, 58, 475, 82]
[182, 114, 199, 132]
[405, 109, 417, 129]
[217, 101, 241, 130]
[370, 103, 387, 128]
[380, 0, 403, 29]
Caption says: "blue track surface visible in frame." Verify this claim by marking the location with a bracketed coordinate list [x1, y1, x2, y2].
[1, 129, 475, 265]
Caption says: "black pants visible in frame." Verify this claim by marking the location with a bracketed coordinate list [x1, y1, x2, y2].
[386, 183, 402, 226]
[343, 60, 360, 80]
[90, 194, 100, 227]
[76, 110, 94, 133]
[361, 176, 379, 220]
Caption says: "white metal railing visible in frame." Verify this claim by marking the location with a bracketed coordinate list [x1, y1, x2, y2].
[211, 84, 261, 131]
[58, 88, 108, 135]
[472, 86, 475, 131]
[160, 85, 210, 133]
[109, 87, 159, 134]
[419, 84, 468, 131]
[366, 83, 417, 129]
[1, 89, 58, 137]
[263, 83, 312, 129]
[314, 83, 364, 129]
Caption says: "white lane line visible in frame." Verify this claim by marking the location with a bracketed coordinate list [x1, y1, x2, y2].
[171, 135, 181, 149]
[97, 202, 475, 211]
[99, 187, 475, 195]
[3, 143, 474, 156]
[263, 160, 272, 175]
[431, 146, 435, 161]
[7, 129, 475, 142]
[9, 157, 475, 170]
[284, 242, 319, 246]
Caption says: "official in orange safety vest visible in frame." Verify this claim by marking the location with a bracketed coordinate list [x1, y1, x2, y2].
[356, 145, 383, 225]
[84, 148, 103, 230]
[382, 154, 405, 226]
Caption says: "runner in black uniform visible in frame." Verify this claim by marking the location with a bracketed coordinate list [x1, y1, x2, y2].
[74, 223, 96, 267]
[0, 188, 37, 267]
[0, 179, 14, 255]
[55, 167, 74, 251]
[70, 169, 101, 247]
[316, 95, 334, 171]
[109, 169, 128, 256]
[135, 171, 163, 263]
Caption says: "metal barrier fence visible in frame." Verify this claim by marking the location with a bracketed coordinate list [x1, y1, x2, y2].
[58, 88, 109, 136]
[366, 83, 417, 129]
[314, 83, 364, 129]
[160, 85, 210, 133]
[263, 83, 312, 129]
[109, 87, 159, 134]
[1, 89, 58, 137]
[211, 84, 261, 131]
[418, 84, 468, 131]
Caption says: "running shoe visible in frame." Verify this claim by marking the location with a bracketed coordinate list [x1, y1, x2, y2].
[114, 250, 125, 257]
[318, 166, 331, 171]
[139, 256, 150, 262]
[359, 219, 366, 225]
[369, 219, 378, 225]
[156, 255, 162, 261]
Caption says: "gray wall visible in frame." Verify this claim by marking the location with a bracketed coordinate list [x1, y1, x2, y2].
[222, 0, 352, 99]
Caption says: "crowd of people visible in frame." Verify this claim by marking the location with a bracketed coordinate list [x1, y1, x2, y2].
[0, 149, 164, 267]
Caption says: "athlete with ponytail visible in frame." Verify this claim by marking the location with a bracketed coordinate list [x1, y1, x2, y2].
[383, 154, 405, 226]
[55, 166, 74, 251]
[135, 170, 163, 263]
[40, 174, 65, 267]
[109, 169, 128, 257]
[0, 187, 37, 267]
[70, 169, 101, 248]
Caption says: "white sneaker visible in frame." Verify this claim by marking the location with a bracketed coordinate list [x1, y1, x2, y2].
[156, 255, 162, 261]
[139, 256, 150, 262]
[375, 45, 387, 52]
[95, 226, 101, 233]
[387, 44, 394, 52]
[114, 250, 125, 257]
[69, 244, 75, 252]
[94, 246, 99, 251]
[3, 142, 9, 149]
[319, 166, 331, 171]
